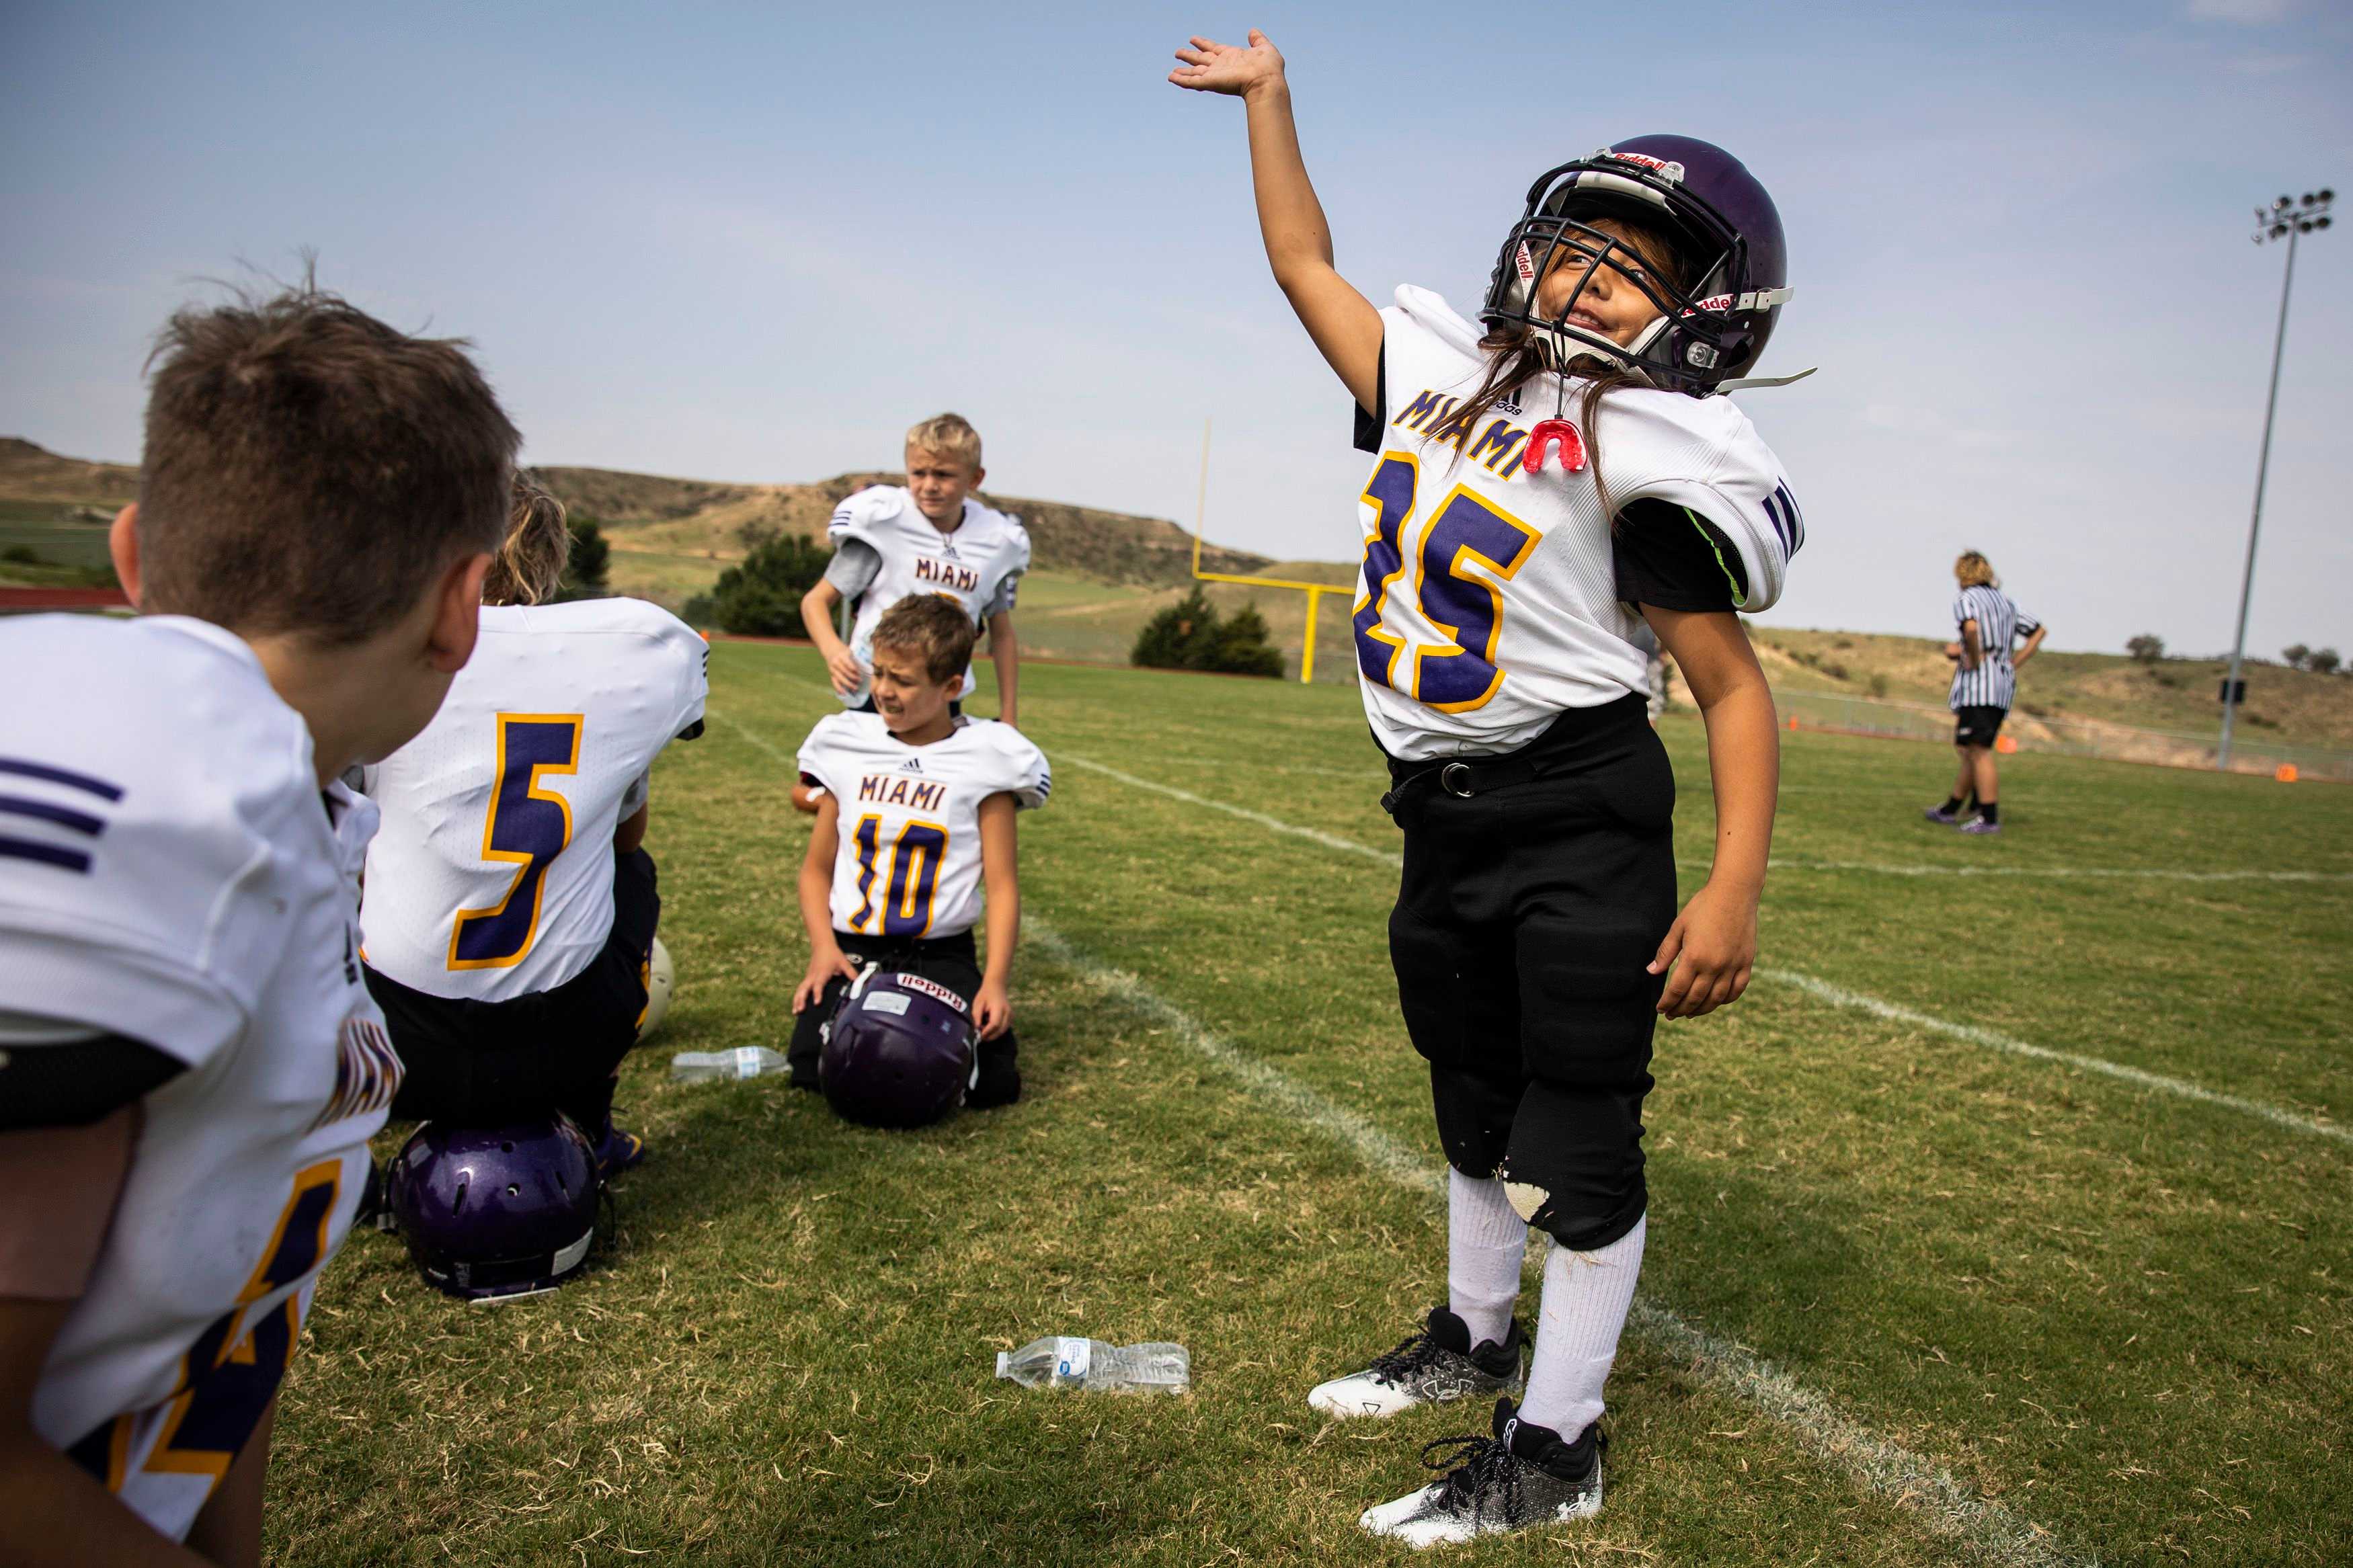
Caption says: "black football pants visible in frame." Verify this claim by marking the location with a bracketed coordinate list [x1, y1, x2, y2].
[370, 848, 659, 1134]
[1383, 696, 1675, 1251]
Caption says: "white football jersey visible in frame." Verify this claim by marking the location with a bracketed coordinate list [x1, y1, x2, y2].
[0, 614, 397, 1543]
[829, 486, 1031, 704]
[1354, 287, 1800, 760]
[795, 713, 1049, 940]
[358, 599, 707, 1001]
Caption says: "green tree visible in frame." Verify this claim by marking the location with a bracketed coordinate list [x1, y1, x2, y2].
[2125, 633, 2165, 664]
[1131, 586, 1283, 678]
[557, 515, 612, 602]
[684, 534, 834, 638]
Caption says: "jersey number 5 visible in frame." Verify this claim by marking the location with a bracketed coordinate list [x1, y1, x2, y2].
[847, 815, 947, 938]
[450, 714, 584, 970]
[1352, 454, 1542, 712]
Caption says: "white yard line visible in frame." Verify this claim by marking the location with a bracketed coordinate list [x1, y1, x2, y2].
[1749, 858, 2353, 884]
[1060, 755, 1402, 866]
[1068, 755, 2348, 1149]
[1031, 924, 2081, 1568]
[712, 710, 799, 765]
[1757, 969, 2350, 1147]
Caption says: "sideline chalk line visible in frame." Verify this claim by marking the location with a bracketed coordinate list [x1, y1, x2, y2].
[1031, 923, 2082, 1568]
[1757, 969, 2349, 1147]
[1065, 751, 2347, 1148]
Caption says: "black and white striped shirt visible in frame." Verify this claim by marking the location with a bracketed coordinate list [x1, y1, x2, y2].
[1949, 585, 2040, 710]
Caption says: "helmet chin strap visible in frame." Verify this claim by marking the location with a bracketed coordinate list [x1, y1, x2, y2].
[1530, 322, 1657, 384]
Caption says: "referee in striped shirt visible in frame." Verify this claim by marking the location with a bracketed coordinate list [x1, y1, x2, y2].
[1925, 552, 2044, 835]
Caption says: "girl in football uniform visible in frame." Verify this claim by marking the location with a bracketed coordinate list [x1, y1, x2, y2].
[1174, 29, 1801, 1545]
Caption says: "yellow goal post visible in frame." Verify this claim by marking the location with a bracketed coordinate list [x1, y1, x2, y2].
[1188, 421, 1345, 684]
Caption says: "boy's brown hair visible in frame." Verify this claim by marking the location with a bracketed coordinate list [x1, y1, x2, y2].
[904, 412, 982, 472]
[871, 592, 977, 686]
[137, 284, 518, 643]
[1954, 551, 1997, 589]
[482, 471, 573, 607]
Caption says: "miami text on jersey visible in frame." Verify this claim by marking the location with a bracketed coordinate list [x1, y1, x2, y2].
[913, 556, 980, 593]
[858, 773, 948, 812]
[1391, 388, 1531, 481]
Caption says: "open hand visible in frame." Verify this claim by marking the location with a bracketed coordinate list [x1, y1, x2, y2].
[1648, 880, 1758, 1019]
[1168, 29, 1285, 97]
[793, 947, 860, 1014]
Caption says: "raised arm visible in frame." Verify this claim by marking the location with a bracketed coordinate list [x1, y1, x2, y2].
[1170, 30, 1382, 411]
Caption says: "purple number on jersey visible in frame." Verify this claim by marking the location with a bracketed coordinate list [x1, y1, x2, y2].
[67, 1161, 340, 1501]
[449, 714, 583, 969]
[1353, 457, 1542, 712]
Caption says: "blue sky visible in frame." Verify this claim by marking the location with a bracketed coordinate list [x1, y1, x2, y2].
[3, 1, 2348, 655]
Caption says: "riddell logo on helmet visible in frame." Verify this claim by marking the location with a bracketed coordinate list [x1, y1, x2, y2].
[1514, 242, 1536, 283]
[1687, 294, 1737, 313]
[1599, 149, 1685, 181]
[895, 973, 969, 1014]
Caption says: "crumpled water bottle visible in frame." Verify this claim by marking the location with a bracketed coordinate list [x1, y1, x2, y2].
[994, 1337, 1190, 1394]
[670, 1046, 789, 1082]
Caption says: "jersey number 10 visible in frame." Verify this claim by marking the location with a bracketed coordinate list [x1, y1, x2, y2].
[1353, 453, 1542, 712]
[450, 714, 584, 970]
[848, 814, 947, 938]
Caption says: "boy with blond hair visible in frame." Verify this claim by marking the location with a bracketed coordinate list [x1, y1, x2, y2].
[789, 594, 1049, 1112]
[794, 415, 1028, 814]
[0, 285, 516, 1563]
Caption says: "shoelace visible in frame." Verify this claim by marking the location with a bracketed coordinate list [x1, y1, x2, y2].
[1365, 1329, 1447, 1383]
[1417, 1434, 1522, 1522]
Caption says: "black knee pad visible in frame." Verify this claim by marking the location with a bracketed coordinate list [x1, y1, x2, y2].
[1497, 1077, 1650, 1251]
[1429, 1064, 1523, 1179]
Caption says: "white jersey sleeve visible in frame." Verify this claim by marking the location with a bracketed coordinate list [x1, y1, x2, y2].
[0, 616, 315, 1061]
[1599, 389, 1798, 614]
[797, 715, 1044, 938]
[1349, 286, 1801, 760]
[358, 598, 707, 1001]
[0, 614, 397, 1544]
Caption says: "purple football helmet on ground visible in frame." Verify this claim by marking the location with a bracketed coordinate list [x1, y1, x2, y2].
[1481, 134, 1791, 395]
[820, 967, 978, 1129]
[389, 1115, 602, 1301]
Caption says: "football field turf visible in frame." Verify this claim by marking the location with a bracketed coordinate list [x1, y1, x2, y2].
[272, 643, 2353, 1566]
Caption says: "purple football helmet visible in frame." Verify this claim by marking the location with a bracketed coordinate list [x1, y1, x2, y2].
[389, 1115, 602, 1301]
[820, 967, 978, 1129]
[1481, 134, 1791, 395]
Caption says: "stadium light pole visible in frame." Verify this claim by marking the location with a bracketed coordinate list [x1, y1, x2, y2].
[2219, 188, 2333, 772]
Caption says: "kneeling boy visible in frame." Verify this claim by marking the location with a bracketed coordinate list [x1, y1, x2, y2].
[789, 594, 1048, 1107]
[357, 477, 708, 1175]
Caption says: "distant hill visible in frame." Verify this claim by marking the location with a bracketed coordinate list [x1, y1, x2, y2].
[534, 464, 1279, 588]
[0, 438, 138, 504]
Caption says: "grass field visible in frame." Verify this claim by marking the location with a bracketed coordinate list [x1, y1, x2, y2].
[270, 644, 2352, 1567]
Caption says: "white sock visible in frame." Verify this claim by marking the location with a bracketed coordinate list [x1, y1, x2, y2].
[1516, 1216, 1646, 1438]
[1447, 1168, 1527, 1350]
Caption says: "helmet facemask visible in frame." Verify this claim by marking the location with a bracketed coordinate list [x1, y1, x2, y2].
[1482, 149, 1789, 395]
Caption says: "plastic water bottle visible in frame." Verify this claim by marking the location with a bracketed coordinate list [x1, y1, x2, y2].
[670, 1046, 789, 1082]
[994, 1337, 1190, 1394]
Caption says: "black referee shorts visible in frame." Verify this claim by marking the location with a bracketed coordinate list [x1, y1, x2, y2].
[787, 926, 1019, 1108]
[1382, 695, 1675, 1251]
[371, 848, 660, 1134]
[1954, 704, 2007, 748]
